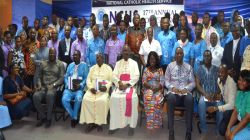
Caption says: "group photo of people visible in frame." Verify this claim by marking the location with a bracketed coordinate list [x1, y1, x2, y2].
[0, 2, 250, 140]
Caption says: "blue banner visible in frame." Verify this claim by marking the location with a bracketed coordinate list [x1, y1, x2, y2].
[185, 0, 250, 20]
[52, 0, 91, 20]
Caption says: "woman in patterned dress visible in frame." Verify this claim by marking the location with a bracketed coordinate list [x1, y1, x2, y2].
[142, 51, 164, 132]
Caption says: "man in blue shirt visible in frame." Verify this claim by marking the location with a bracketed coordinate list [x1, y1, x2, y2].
[239, 20, 250, 59]
[86, 25, 105, 67]
[117, 20, 127, 43]
[157, 17, 177, 72]
[214, 11, 225, 38]
[220, 22, 233, 48]
[62, 50, 89, 128]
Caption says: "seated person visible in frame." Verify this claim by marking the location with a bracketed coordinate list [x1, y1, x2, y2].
[206, 64, 237, 136]
[80, 53, 112, 132]
[142, 51, 164, 131]
[165, 47, 195, 140]
[62, 50, 89, 128]
[33, 48, 65, 128]
[3, 63, 33, 120]
[196, 50, 223, 139]
[0, 76, 12, 140]
[225, 70, 250, 140]
[109, 46, 140, 136]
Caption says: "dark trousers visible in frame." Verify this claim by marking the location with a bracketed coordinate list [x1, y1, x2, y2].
[33, 89, 56, 120]
[219, 110, 233, 136]
[166, 93, 194, 134]
[8, 98, 32, 119]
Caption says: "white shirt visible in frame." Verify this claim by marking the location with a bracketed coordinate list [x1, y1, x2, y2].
[65, 38, 71, 55]
[139, 39, 162, 63]
[208, 45, 224, 67]
[232, 38, 240, 60]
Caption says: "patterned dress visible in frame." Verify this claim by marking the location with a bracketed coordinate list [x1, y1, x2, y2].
[142, 67, 164, 129]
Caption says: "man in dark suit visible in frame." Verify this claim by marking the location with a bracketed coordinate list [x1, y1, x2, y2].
[58, 25, 74, 65]
[221, 24, 241, 82]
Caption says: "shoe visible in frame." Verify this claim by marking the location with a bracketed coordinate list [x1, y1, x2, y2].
[85, 124, 96, 133]
[36, 119, 46, 127]
[71, 119, 78, 128]
[97, 125, 103, 132]
[185, 132, 191, 140]
[128, 128, 134, 136]
[108, 129, 118, 135]
[45, 120, 51, 128]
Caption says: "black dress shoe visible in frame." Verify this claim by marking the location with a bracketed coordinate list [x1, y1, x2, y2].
[128, 128, 134, 136]
[71, 120, 78, 128]
[36, 119, 46, 127]
[108, 129, 118, 135]
[45, 120, 51, 128]
[97, 125, 103, 132]
[185, 132, 191, 140]
[85, 124, 96, 133]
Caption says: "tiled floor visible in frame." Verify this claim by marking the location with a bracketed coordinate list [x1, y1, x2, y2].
[2, 112, 225, 140]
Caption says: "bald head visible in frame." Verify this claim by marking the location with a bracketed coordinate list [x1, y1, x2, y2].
[49, 47, 56, 62]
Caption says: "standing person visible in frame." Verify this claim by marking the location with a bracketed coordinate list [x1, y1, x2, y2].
[139, 27, 162, 67]
[58, 25, 74, 65]
[117, 20, 127, 43]
[142, 52, 164, 131]
[165, 47, 195, 140]
[58, 18, 65, 40]
[214, 11, 225, 38]
[202, 12, 218, 46]
[140, 18, 146, 32]
[83, 13, 96, 41]
[225, 70, 250, 140]
[239, 20, 250, 60]
[189, 12, 199, 32]
[23, 28, 40, 89]
[125, 14, 145, 67]
[149, 15, 161, 40]
[157, 17, 177, 72]
[33, 36, 49, 86]
[62, 50, 89, 128]
[176, 15, 195, 42]
[38, 16, 51, 40]
[67, 16, 77, 40]
[8, 36, 26, 77]
[104, 24, 124, 68]
[191, 23, 207, 73]
[86, 25, 105, 67]
[220, 22, 233, 48]
[71, 27, 87, 62]
[80, 53, 112, 132]
[2, 31, 14, 77]
[170, 13, 179, 33]
[16, 16, 31, 36]
[48, 14, 59, 31]
[109, 46, 140, 136]
[47, 28, 59, 57]
[33, 48, 65, 128]
[100, 14, 110, 43]
[172, 29, 193, 65]
[222, 24, 242, 81]
[207, 32, 224, 67]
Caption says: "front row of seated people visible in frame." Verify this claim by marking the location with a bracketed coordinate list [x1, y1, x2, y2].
[1, 46, 250, 140]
